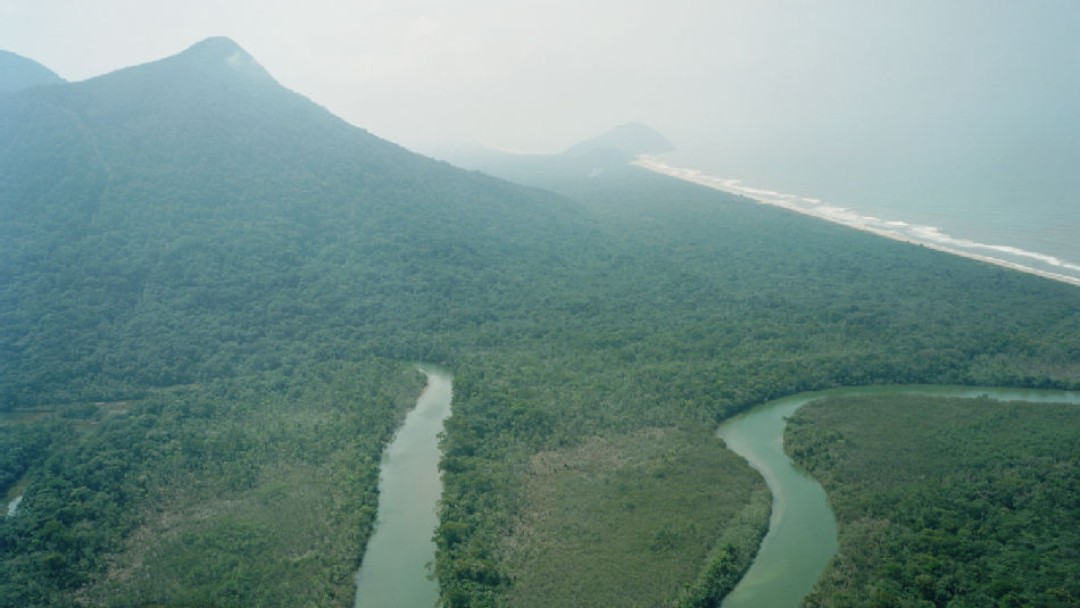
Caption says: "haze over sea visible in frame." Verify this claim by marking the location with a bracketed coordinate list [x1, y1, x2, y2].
[642, 152, 1080, 287]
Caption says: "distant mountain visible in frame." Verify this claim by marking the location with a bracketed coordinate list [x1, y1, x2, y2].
[436, 122, 676, 187]
[562, 122, 674, 161]
[0, 50, 64, 94]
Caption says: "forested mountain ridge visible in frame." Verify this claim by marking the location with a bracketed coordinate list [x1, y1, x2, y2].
[1, 38, 1078, 607]
[0, 37, 592, 408]
[0, 50, 64, 94]
[0, 38, 604, 605]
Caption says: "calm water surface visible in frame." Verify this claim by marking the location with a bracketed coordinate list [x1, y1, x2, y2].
[716, 385, 1080, 608]
[354, 368, 452, 608]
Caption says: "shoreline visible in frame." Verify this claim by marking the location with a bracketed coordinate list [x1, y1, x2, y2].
[634, 157, 1080, 289]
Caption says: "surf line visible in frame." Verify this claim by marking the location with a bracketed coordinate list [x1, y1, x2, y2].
[634, 157, 1080, 288]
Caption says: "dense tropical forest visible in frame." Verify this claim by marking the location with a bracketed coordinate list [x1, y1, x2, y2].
[786, 395, 1079, 607]
[433, 141, 1080, 606]
[1, 38, 1078, 607]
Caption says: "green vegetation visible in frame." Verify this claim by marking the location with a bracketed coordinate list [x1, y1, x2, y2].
[431, 160, 1080, 606]
[497, 429, 769, 608]
[786, 395, 1080, 607]
[1, 361, 422, 607]
[2, 38, 1079, 606]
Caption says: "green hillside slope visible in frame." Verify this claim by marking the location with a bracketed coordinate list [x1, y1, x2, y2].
[0, 37, 592, 408]
[0, 50, 64, 94]
[0, 38, 602, 606]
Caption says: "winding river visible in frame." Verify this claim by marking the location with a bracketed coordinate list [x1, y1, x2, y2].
[716, 385, 1080, 608]
[354, 368, 453, 608]
[347, 373, 1076, 608]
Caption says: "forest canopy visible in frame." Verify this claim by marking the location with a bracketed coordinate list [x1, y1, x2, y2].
[2, 38, 1078, 607]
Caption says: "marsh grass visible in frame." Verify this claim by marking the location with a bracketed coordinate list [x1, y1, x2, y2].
[502, 428, 770, 607]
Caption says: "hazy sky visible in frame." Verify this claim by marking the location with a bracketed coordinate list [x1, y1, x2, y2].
[3, 1, 1079, 211]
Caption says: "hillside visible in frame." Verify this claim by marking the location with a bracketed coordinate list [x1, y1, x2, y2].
[0, 37, 593, 408]
[0, 37, 605, 606]
[2, 38, 1079, 607]
[0, 50, 64, 94]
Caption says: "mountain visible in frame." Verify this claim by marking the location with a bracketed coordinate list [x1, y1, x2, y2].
[0, 37, 590, 404]
[0, 50, 64, 94]
[0, 38, 597, 605]
[562, 121, 674, 160]
[3, 38, 1079, 608]
[433, 122, 675, 186]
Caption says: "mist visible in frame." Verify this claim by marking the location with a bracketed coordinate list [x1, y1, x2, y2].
[4, 0, 1078, 224]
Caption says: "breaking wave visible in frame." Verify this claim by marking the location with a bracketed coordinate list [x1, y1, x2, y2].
[635, 157, 1080, 287]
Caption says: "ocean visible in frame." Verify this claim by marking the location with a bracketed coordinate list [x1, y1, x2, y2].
[637, 157, 1080, 288]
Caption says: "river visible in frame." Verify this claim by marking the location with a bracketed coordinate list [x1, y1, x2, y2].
[716, 385, 1080, 608]
[354, 368, 453, 608]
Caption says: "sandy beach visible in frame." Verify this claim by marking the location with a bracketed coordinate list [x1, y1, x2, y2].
[634, 157, 1080, 289]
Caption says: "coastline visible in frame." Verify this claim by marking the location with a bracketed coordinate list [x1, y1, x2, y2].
[634, 157, 1080, 289]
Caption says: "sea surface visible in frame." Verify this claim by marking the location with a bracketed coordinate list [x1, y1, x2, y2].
[637, 157, 1080, 287]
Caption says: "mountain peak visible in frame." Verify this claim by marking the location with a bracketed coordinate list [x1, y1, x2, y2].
[563, 123, 675, 161]
[55, 36, 299, 135]
[191, 36, 243, 50]
[181, 37, 247, 59]
[170, 37, 270, 80]
[64, 35, 285, 101]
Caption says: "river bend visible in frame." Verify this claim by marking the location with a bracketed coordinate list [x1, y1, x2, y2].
[716, 385, 1080, 608]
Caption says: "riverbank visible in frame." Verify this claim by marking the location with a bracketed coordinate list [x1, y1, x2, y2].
[354, 368, 453, 608]
[786, 392, 1080, 606]
[715, 395, 837, 608]
[716, 385, 1080, 608]
[634, 157, 1080, 288]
